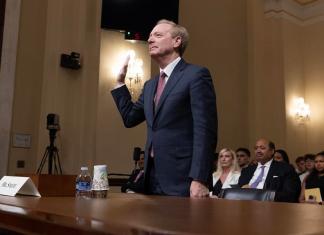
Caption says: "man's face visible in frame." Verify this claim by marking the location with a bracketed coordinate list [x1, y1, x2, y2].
[148, 23, 180, 59]
[315, 155, 324, 173]
[236, 151, 250, 167]
[254, 139, 274, 165]
[305, 158, 315, 171]
[296, 160, 305, 172]
[138, 155, 145, 169]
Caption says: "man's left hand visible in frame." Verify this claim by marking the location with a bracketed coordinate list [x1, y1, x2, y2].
[190, 180, 209, 198]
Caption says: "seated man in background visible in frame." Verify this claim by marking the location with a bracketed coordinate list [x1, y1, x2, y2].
[295, 156, 306, 175]
[238, 138, 301, 203]
[121, 154, 145, 193]
[299, 151, 324, 204]
[300, 154, 315, 183]
[236, 147, 251, 169]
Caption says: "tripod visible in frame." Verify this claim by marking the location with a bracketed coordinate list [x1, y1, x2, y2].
[36, 129, 62, 174]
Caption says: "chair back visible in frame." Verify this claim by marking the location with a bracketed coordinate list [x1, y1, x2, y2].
[219, 188, 275, 201]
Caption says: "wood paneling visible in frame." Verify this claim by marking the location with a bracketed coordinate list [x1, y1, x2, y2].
[1, 193, 324, 234]
[293, 0, 318, 5]
[0, 0, 5, 64]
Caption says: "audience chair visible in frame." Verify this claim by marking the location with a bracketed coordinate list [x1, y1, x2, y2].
[108, 173, 131, 186]
[219, 188, 276, 202]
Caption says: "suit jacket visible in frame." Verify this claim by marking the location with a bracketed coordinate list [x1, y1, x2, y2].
[111, 59, 217, 196]
[238, 160, 301, 202]
[121, 169, 145, 193]
[212, 171, 241, 189]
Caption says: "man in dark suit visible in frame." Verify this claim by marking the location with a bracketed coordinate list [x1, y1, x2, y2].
[111, 19, 217, 198]
[121, 154, 145, 194]
[238, 138, 301, 202]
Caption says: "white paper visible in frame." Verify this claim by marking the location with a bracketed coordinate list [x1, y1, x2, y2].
[0, 176, 41, 197]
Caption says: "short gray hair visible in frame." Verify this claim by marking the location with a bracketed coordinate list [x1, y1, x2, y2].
[156, 19, 189, 56]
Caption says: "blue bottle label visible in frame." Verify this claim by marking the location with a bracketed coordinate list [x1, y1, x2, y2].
[76, 181, 91, 191]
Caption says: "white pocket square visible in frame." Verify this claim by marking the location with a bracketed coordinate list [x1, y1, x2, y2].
[273, 175, 279, 178]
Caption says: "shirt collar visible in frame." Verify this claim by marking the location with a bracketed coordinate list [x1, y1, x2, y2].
[257, 158, 273, 168]
[160, 57, 181, 78]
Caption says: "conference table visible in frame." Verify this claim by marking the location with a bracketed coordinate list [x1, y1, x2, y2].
[0, 193, 323, 235]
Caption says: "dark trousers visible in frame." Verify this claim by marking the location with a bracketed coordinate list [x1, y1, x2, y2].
[146, 156, 165, 195]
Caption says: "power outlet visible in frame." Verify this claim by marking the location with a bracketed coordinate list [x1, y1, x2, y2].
[17, 160, 25, 168]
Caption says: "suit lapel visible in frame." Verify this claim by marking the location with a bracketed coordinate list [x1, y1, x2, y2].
[147, 75, 159, 121]
[264, 160, 275, 189]
[247, 165, 257, 183]
[212, 173, 220, 186]
[154, 59, 186, 118]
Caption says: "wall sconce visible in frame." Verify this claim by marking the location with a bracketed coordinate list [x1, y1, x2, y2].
[293, 97, 310, 124]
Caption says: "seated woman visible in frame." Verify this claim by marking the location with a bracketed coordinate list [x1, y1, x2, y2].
[299, 151, 324, 204]
[274, 149, 296, 171]
[211, 148, 241, 197]
[274, 149, 290, 164]
[299, 153, 316, 183]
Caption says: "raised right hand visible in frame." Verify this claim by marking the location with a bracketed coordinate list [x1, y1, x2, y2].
[116, 55, 130, 85]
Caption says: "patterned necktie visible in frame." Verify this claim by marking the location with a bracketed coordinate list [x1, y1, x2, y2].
[134, 170, 144, 183]
[150, 72, 167, 157]
[250, 165, 266, 188]
[154, 71, 167, 107]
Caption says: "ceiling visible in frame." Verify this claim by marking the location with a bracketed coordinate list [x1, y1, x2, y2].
[293, 0, 318, 5]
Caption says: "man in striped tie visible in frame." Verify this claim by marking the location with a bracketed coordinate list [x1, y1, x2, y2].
[111, 19, 217, 198]
[238, 138, 301, 202]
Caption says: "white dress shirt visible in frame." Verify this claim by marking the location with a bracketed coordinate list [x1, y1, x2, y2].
[160, 57, 181, 84]
[299, 171, 309, 184]
[249, 159, 273, 189]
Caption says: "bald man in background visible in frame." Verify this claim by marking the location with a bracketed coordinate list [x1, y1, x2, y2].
[238, 138, 301, 202]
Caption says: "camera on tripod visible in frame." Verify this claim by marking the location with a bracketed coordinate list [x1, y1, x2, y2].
[37, 113, 62, 175]
[47, 113, 60, 131]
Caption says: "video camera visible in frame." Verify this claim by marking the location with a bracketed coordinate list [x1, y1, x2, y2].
[60, 52, 81, 70]
[47, 113, 60, 130]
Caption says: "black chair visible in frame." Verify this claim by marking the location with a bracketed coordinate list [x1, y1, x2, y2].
[219, 188, 276, 202]
[108, 173, 131, 186]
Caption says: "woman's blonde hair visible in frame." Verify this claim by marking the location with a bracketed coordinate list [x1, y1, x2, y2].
[214, 148, 240, 177]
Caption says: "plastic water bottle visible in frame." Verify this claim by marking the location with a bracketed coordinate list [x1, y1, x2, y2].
[76, 166, 92, 198]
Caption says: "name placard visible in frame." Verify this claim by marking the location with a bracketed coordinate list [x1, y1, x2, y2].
[305, 188, 322, 202]
[0, 176, 41, 197]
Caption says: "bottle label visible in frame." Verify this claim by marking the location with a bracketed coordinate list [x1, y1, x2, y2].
[76, 181, 91, 191]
